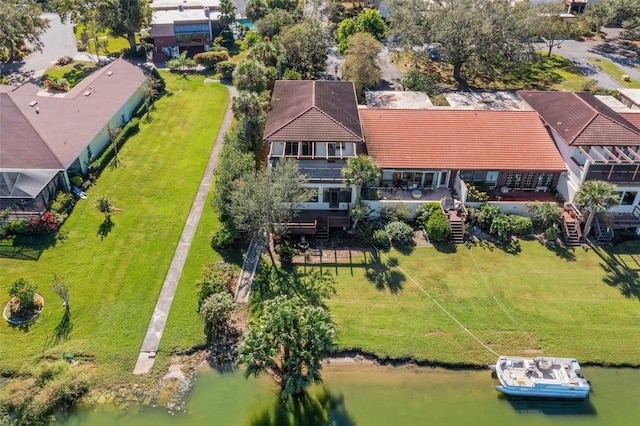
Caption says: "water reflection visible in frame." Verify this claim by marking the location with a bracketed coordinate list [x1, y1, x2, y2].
[249, 387, 356, 426]
[501, 395, 598, 416]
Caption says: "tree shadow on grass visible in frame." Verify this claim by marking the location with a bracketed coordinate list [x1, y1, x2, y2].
[54, 308, 72, 343]
[97, 215, 114, 240]
[364, 250, 405, 294]
[544, 243, 577, 262]
[0, 233, 57, 260]
[593, 246, 640, 300]
[250, 388, 355, 426]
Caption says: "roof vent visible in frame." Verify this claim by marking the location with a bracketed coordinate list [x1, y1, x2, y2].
[178, 4, 183, 11]
[29, 100, 37, 107]
[107, 71, 113, 76]
[84, 91, 92, 96]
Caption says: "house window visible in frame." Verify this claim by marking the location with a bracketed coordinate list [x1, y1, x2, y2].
[621, 191, 637, 206]
[323, 188, 352, 203]
[523, 172, 535, 189]
[307, 189, 319, 203]
[301, 142, 314, 157]
[538, 173, 554, 187]
[505, 173, 514, 187]
[284, 142, 299, 156]
[328, 143, 344, 157]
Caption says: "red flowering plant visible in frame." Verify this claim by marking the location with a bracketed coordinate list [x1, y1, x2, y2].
[43, 78, 69, 92]
[27, 212, 58, 235]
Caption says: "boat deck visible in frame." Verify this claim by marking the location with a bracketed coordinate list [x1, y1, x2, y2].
[497, 357, 588, 388]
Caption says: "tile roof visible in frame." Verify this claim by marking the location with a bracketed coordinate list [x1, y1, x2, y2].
[518, 91, 640, 146]
[1, 59, 147, 171]
[359, 109, 566, 171]
[263, 80, 363, 143]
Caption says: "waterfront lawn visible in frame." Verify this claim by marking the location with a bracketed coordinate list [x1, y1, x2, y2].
[326, 239, 640, 367]
[0, 74, 229, 388]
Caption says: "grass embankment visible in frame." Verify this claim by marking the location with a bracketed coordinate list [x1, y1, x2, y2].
[587, 57, 640, 88]
[325, 239, 640, 367]
[0, 74, 229, 391]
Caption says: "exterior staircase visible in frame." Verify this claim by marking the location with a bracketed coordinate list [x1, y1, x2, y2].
[315, 216, 329, 241]
[447, 213, 465, 243]
[561, 210, 581, 247]
[593, 215, 614, 243]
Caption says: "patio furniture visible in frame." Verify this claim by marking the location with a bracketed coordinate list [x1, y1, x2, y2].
[411, 189, 422, 199]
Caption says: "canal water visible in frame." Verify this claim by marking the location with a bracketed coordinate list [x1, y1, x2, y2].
[56, 364, 640, 425]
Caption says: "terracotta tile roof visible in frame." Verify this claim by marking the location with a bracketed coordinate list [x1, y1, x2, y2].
[620, 112, 640, 130]
[359, 109, 566, 171]
[1, 59, 147, 171]
[263, 80, 363, 142]
[518, 91, 640, 146]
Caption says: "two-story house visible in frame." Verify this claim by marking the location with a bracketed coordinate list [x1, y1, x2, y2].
[263, 80, 364, 237]
[520, 90, 640, 232]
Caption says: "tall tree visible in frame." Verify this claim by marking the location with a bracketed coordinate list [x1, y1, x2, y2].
[574, 180, 620, 242]
[355, 9, 387, 42]
[233, 59, 270, 92]
[238, 295, 335, 401]
[98, 0, 151, 51]
[276, 18, 329, 79]
[607, 0, 640, 37]
[245, 0, 268, 23]
[228, 158, 314, 239]
[0, 0, 48, 67]
[342, 155, 380, 230]
[529, 4, 579, 57]
[387, 0, 533, 86]
[219, 0, 237, 31]
[340, 33, 382, 101]
[232, 91, 268, 146]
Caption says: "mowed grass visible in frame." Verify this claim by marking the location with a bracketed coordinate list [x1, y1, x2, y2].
[326, 239, 640, 367]
[587, 57, 640, 88]
[42, 61, 99, 88]
[0, 73, 229, 388]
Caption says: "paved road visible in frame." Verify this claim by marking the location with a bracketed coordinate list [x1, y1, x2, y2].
[4, 13, 78, 82]
[536, 28, 640, 90]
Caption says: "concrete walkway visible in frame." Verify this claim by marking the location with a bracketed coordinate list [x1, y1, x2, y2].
[133, 81, 238, 375]
[234, 235, 265, 303]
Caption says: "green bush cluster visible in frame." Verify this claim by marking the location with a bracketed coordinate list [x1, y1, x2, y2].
[416, 202, 440, 225]
[194, 50, 231, 70]
[472, 204, 533, 242]
[217, 61, 236, 79]
[426, 209, 450, 242]
[210, 219, 238, 248]
[385, 221, 414, 247]
[276, 239, 295, 264]
[372, 228, 390, 248]
[196, 262, 235, 308]
[381, 205, 411, 223]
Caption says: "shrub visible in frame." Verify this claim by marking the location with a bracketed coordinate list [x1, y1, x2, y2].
[95, 196, 113, 215]
[194, 51, 230, 69]
[467, 185, 490, 202]
[400, 69, 436, 94]
[372, 228, 390, 248]
[43, 78, 69, 92]
[385, 221, 414, 246]
[544, 224, 560, 241]
[10, 220, 28, 235]
[508, 215, 533, 235]
[381, 204, 411, 223]
[476, 204, 502, 231]
[216, 61, 236, 79]
[489, 214, 512, 241]
[527, 202, 562, 229]
[196, 262, 234, 307]
[199, 292, 236, 339]
[1, 208, 11, 220]
[70, 176, 83, 187]
[416, 202, 440, 226]
[55, 56, 74, 66]
[283, 68, 302, 80]
[27, 212, 58, 235]
[209, 44, 229, 53]
[7, 277, 37, 310]
[211, 219, 238, 249]
[276, 240, 295, 264]
[426, 210, 450, 242]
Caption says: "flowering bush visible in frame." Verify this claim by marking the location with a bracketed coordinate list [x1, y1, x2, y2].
[43, 78, 69, 92]
[56, 56, 74, 66]
[27, 212, 58, 235]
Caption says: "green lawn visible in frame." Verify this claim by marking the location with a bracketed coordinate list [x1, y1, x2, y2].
[324, 239, 640, 367]
[0, 73, 229, 389]
[42, 61, 99, 89]
[587, 57, 640, 88]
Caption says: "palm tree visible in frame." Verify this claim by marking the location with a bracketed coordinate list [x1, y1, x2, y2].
[574, 180, 620, 242]
[219, 0, 236, 31]
[341, 155, 380, 229]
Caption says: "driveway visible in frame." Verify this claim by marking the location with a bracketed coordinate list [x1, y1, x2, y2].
[3, 13, 77, 83]
[541, 28, 640, 90]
